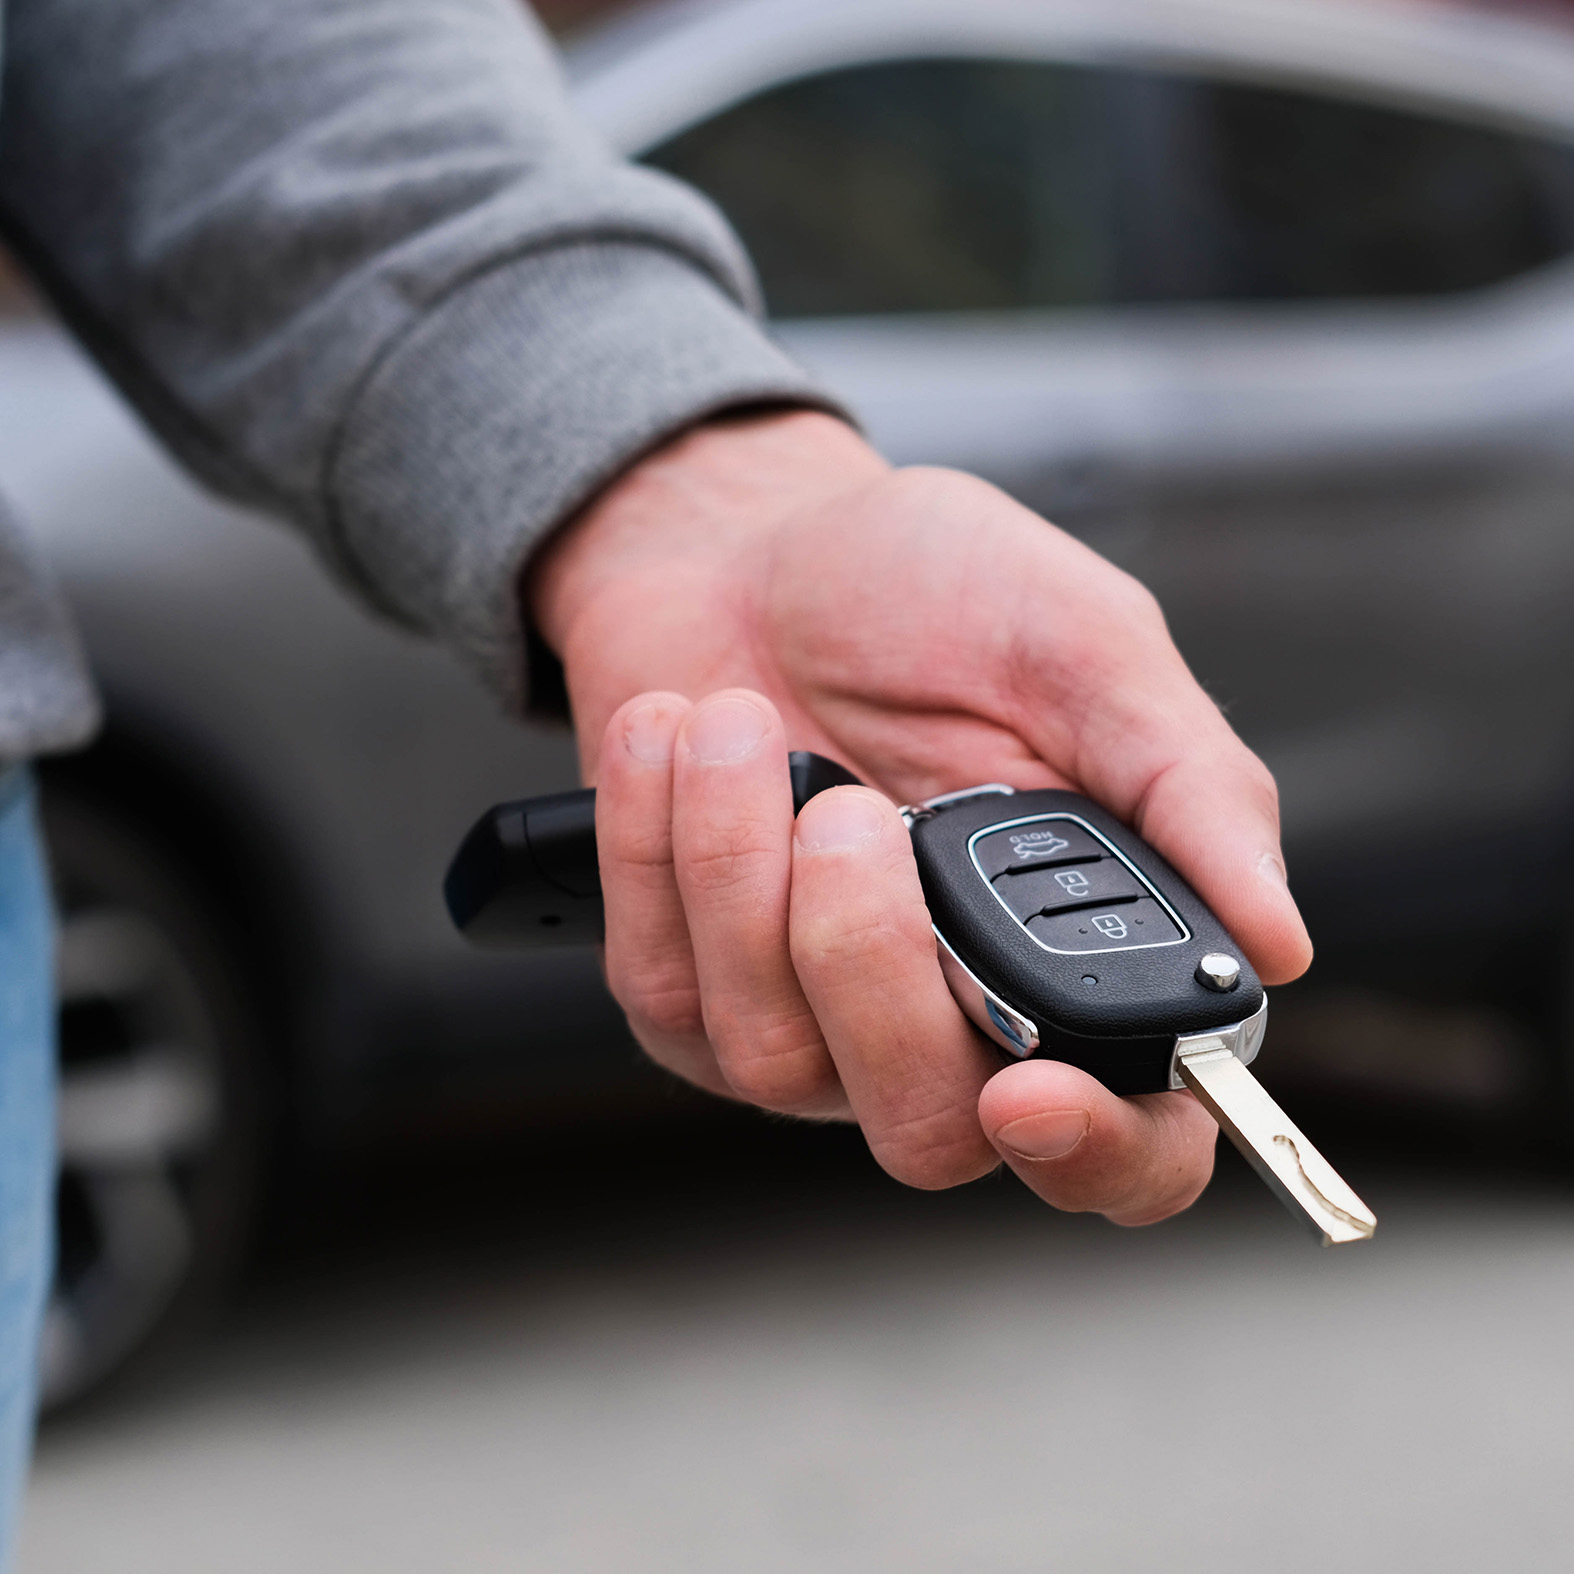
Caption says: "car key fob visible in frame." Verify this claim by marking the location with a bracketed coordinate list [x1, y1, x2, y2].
[446, 754, 1374, 1246]
[903, 783, 1265, 1097]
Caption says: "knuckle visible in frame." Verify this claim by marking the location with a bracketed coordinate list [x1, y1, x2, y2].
[604, 817, 676, 874]
[887, 464, 973, 508]
[608, 960, 705, 1041]
[723, 1058, 836, 1115]
[1245, 758, 1284, 817]
[870, 1106, 997, 1191]
[1210, 737, 1278, 803]
[678, 825, 782, 898]
[637, 993, 707, 1043]
[1055, 553, 1161, 632]
[1098, 580, 1169, 655]
[709, 1003, 835, 1112]
[791, 905, 922, 978]
[1118, 572, 1166, 626]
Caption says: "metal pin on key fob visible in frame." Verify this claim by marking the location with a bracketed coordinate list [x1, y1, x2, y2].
[445, 754, 1375, 1246]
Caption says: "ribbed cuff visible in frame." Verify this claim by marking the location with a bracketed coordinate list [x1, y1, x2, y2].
[326, 241, 845, 714]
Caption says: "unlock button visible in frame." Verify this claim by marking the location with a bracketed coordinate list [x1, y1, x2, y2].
[995, 859, 1144, 921]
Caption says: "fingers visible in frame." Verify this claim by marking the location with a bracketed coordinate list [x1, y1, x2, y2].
[999, 536, 1312, 986]
[598, 688, 845, 1114]
[599, 688, 1002, 1180]
[1126, 748, 1312, 987]
[977, 1059, 1218, 1225]
[790, 787, 1000, 1189]
[669, 692, 845, 1117]
[596, 692, 734, 1098]
[599, 682, 1224, 1224]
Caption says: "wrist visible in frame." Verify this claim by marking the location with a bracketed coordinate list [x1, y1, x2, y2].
[526, 409, 888, 660]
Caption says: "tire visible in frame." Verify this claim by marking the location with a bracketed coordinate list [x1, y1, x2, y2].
[37, 789, 265, 1410]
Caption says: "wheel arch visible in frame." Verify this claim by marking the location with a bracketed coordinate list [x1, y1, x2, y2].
[34, 694, 336, 1102]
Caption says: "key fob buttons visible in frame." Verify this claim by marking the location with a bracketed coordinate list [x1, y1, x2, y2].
[970, 815, 1191, 955]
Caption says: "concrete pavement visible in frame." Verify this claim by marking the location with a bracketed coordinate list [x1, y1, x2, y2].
[19, 1118, 1574, 1573]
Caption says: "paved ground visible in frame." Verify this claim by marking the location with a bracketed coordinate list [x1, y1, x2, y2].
[18, 1104, 1574, 1574]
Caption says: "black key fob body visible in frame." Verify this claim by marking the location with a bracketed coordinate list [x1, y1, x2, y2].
[903, 785, 1264, 1096]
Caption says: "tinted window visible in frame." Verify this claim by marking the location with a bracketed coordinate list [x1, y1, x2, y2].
[648, 61, 1114, 315]
[645, 59, 1574, 316]
[1206, 84, 1574, 300]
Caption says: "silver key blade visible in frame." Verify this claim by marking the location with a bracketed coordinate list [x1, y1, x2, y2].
[1178, 1043, 1376, 1246]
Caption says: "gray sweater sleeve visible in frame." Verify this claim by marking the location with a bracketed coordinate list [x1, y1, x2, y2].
[0, 0, 838, 710]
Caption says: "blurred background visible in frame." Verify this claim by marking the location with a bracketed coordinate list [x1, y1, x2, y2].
[8, 0, 1574, 1567]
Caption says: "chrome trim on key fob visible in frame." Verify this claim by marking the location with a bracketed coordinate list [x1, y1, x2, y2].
[933, 927, 1039, 1057]
[1167, 996, 1268, 1091]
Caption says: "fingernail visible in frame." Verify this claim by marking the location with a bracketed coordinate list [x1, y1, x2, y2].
[995, 1110, 1089, 1161]
[623, 702, 678, 765]
[795, 791, 885, 853]
[685, 696, 768, 764]
[1257, 852, 1290, 891]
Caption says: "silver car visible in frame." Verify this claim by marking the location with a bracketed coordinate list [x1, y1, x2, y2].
[6, 0, 1574, 1403]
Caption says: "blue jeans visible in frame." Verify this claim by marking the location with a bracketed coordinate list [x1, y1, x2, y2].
[0, 770, 54, 1570]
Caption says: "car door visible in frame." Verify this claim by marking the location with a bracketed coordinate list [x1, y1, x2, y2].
[640, 51, 1574, 948]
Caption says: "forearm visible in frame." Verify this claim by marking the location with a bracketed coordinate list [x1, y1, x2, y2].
[0, 0, 835, 704]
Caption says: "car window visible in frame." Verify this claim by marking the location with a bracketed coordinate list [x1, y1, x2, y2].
[1198, 81, 1574, 301]
[643, 59, 1574, 317]
[646, 60, 1114, 316]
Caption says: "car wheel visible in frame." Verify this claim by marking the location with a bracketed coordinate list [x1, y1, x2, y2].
[38, 789, 265, 1410]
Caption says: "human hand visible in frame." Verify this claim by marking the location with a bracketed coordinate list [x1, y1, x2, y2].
[529, 410, 1312, 1224]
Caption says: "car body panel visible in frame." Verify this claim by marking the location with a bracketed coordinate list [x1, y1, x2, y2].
[569, 0, 1574, 150]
